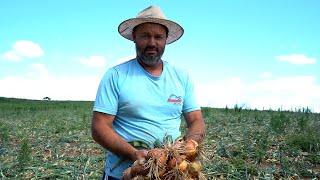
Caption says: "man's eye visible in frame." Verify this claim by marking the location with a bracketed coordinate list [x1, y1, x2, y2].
[155, 36, 165, 40]
[140, 34, 149, 39]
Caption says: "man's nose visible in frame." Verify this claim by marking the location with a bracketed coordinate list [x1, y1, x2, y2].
[147, 37, 156, 46]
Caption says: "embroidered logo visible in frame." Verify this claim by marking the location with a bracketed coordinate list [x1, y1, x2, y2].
[167, 94, 182, 105]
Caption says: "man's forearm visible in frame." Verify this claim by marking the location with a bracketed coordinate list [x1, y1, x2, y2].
[92, 117, 137, 161]
[184, 110, 206, 143]
[185, 122, 205, 143]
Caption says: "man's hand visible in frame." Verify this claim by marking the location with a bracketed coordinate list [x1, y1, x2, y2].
[132, 149, 148, 162]
[122, 149, 148, 180]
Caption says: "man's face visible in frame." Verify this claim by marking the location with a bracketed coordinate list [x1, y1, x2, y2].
[132, 23, 167, 67]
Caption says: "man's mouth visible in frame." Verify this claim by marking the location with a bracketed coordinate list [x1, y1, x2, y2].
[145, 48, 157, 54]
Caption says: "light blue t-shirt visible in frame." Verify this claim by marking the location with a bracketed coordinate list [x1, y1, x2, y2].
[93, 59, 200, 178]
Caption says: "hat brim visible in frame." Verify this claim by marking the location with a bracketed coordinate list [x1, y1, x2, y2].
[118, 18, 184, 44]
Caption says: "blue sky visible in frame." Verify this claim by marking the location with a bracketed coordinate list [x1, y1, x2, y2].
[1, 0, 320, 111]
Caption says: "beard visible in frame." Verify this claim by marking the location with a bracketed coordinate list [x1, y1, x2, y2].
[136, 45, 165, 67]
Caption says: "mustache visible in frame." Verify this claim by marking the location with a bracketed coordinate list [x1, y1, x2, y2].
[144, 46, 158, 52]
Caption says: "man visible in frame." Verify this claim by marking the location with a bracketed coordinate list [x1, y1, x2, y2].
[91, 5, 205, 180]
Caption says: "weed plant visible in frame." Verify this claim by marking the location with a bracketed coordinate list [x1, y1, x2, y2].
[18, 138, 32, 169]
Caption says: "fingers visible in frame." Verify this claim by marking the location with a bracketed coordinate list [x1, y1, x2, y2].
[134, 149, 148, 161]
[122, 167, 132, 180]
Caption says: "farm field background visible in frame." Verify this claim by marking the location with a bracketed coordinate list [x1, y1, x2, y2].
[0, 97, 319, 179]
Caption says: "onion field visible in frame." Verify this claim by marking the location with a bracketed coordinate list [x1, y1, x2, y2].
[0, 97, 319, 179]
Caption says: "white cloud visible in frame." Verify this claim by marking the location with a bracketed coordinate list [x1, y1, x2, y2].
[195, 77, 246, 108]
[246, 76, 320, 111]
[0, 64, 101, 101]
[0, 54, 135, 101]
[2, 51, 22, 61]
[196, 76, 320, 112]
[0, 76, 100, 101]
[79, 56, 107, 68]
[14, 40, 44, 57]
[260, 72, 272, 79]
[2, 40, 44, 61]
[276, 54, 316, 65]
[26, 63, 49, 79]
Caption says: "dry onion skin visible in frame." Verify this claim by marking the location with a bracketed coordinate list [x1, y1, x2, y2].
[183, 139, 199, 161]
[123, 138, 206, 180]
[187, 161, 202, 178]
[147, 148, 168, 166]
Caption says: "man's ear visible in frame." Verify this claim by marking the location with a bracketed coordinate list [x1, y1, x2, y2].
[132, 32, 136, 42]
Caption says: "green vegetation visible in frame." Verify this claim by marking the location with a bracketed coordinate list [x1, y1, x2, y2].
[0, 97, 319, 179]
[0, 97, 103, 179]
[17, 138, 32, 169]
[200, 107, 320, 179]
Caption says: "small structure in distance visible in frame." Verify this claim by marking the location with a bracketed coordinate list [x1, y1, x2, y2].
[43, 97, 51, 101]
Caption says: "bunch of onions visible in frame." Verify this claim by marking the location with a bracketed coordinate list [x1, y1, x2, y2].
[123, 139, 206, 180]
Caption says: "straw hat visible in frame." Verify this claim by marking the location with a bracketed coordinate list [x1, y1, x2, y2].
[118, 6, 184, 44]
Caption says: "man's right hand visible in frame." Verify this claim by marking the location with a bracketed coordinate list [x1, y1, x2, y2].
[132, 149, 148, 162]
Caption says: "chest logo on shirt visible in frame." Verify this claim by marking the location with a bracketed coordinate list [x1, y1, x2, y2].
[167, 94, 182, 105]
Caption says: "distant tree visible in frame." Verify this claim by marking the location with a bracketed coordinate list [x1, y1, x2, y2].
[43, 97, 51, 101]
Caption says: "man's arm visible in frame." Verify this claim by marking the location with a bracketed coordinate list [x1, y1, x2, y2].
[91, 111, 147, 161]
[183, 110, 205, 143]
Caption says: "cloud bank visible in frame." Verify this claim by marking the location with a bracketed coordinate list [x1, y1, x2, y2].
[2, 40, 44, 61]
[196, 76, 320, 112]
[79, 56, 107, 68]
[0, 64, 100, 101]
[276, 54, 316, 65]
[1, 52, 319, 112]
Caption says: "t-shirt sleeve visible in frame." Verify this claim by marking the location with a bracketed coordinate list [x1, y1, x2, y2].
[182, 74, 200, 113]
[93, 68, 119, 115]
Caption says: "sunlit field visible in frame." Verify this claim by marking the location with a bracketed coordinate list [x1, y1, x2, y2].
[0, 97, 319, 179]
